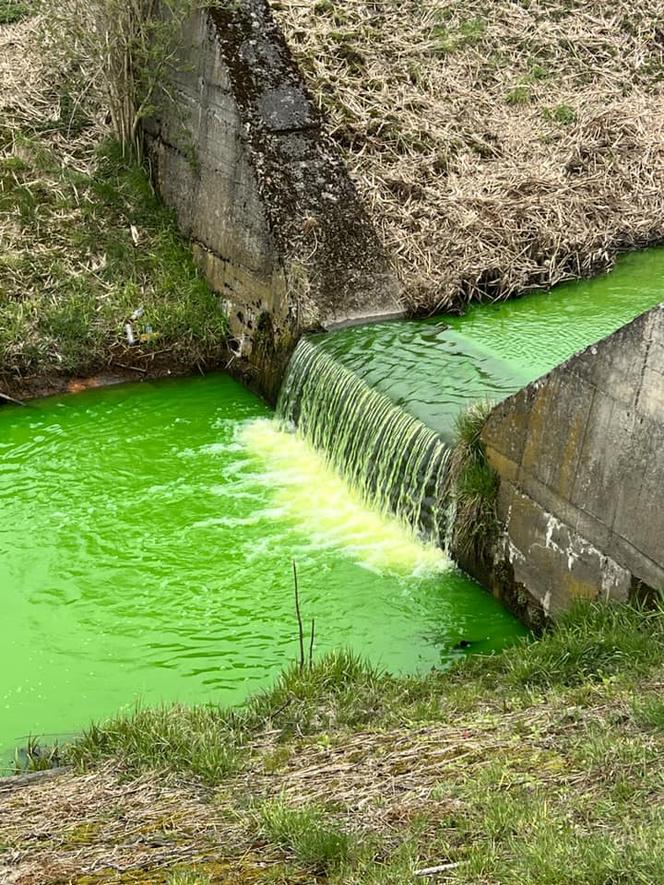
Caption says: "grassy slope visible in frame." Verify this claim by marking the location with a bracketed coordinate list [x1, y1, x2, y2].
[0, 13, 227, 387]
[2, 603, 663, 883]
[272, 0, 664, 311]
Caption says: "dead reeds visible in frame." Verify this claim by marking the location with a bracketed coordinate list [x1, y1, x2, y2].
[271, 0, 664, 312]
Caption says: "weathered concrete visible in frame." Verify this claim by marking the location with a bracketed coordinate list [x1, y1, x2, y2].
[144, 0, 401, 401]
[473, 304, 664, 622]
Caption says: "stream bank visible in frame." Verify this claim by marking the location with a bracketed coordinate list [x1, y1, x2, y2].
[2, 603, 663, 884]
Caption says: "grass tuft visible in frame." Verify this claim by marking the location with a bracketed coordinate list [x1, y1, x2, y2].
[68, 703, 242, 784]
[542, 103, 577, 124]
[446, 401, 499, 560]
[0, 0, 29, 24]
[246, 650, 385, 736]
[257, 800, 357, 874]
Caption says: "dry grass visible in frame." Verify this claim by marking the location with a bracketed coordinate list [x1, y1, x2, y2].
[0, 13, 103, 168]
[0, 764, 306, 883]
[0, 765, 244, 883]
[271, 0, 664, 311]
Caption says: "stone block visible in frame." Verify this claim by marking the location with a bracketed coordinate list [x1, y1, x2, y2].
[143, 1, 402, 400]
[484, 303, 664, 619]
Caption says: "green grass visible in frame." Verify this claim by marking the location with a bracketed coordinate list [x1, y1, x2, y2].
[67, 702, 243, 784]
[430, 16, 486, 56]
[0, 0, 29, 24]
[13, 734, 62, 773]
[503, 601, 664, 687]
[543, 103, 577, 124]
[257, 801, 357, 874]
[506, 85, 532, 105]
[0, 134, 227, 378]
[632, 696, 664, 731]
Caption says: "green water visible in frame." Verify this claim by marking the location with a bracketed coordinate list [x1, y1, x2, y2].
[3, 248, 661, 766]
[317, 248, 664, 439]
[0, 375, 522, 765]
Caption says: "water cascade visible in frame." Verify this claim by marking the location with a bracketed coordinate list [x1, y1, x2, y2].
[277, 247, 664, 548]
[277, 338, 452, 544]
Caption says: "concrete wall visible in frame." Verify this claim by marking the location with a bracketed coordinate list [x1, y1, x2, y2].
[144, 0, 401, 401]
[475, 304, 664, 623]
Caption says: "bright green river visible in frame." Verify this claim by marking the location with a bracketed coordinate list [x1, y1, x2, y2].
[0, 377, 520, 765]
[1, 247, 662, 765]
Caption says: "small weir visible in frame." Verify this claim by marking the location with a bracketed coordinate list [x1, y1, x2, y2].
[1, 247, 662, 763]
[279, 248, 664, 541]
[277, 339, 452, 544]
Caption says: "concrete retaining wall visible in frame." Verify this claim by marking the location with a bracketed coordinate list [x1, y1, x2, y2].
[144, 0, 401, 401]
[475, 304, 664, 623]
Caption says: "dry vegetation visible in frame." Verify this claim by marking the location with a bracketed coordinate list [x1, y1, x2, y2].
[271, 0, 664, 311]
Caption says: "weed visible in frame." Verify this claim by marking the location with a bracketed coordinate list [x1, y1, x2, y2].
[506, 85, 531, 105]
[257, 800, 356, 874]
[37, 0, 200, 157]
[527, 60, 549, 80]
[246, 650, 386, 737]
[543, 103, 577, 124]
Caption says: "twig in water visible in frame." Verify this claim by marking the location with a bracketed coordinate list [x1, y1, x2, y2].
[0, 391, 25, 406]
[308, 618, 315, 669]
[292, 560, 305, 671]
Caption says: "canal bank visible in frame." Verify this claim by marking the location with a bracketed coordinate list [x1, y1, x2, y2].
[2, 603, 664, 884]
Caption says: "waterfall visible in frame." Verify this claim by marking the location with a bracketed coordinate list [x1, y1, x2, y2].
[277, 338, 452, 544]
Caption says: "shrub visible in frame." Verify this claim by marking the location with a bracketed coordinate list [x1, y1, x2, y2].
[37, 0, 203, 156]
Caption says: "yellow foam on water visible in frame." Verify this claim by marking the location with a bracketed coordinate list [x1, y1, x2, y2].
[241, 418, 449, 577]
